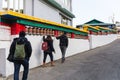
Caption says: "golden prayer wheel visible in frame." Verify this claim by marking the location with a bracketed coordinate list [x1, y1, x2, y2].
[29, 27, 33, 35]
[36, 28, 40, 35]
[32, 28, 36, 35]
[25, 27, 28, 34]
[40, 28, 43, 35]
[46, 29, 49, 35]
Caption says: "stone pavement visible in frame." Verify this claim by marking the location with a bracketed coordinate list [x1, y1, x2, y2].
[6, 39, 120, 80]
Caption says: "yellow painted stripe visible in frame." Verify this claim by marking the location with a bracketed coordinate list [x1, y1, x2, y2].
[0, 10, 88, 33]
[83, 25, 100, 31]
[89, 26, 100, 30]
[99, 27, 110, 30]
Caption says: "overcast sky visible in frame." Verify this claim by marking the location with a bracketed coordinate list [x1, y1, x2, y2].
[72, 0, 120, 27]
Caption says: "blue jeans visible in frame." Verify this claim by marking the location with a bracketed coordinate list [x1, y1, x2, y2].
[14, 59, 29, 80]
[60, 46, 67, 62]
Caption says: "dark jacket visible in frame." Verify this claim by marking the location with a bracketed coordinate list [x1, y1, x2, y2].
[7, 37, 32, 62]
[43, 36, 55, 52]
[56, 34, 68, 47]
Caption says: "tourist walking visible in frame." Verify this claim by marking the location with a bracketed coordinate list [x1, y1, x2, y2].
[42, 35, 55, 67]
[56, 32, 68, 63]
[7, 31, 32, 80]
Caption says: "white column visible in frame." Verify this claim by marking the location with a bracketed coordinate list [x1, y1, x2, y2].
[7, 0, 10, 10]
[13, 0, 15, 11]
[18, 0, 20, 12]
[89, 34, 92, 49]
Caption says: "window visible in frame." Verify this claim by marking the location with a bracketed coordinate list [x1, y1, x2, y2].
[59, 0, 71, 10]
[61, 16, 68, 25]
[2, 0, 24, 13]
[61, 15, 68, 25]
[59, 0, 70, 7]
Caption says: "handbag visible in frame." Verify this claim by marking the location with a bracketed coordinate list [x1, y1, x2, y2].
[7, 53, 14, 62]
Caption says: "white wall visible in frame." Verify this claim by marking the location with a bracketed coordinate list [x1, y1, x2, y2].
[34, 0, 60, 23]
[0, 25, 11, 76]
[0, 0, 2, 10]
[26, 36, 90, 68]
[4, 34, 118, 77]
[24, 0, 60, 23]
[0, 41, 11, 77]
[5, 35, 89, 76]
[24, 0, 33, 15]
[0, 48, 6, 77]
[90, 34, 118, 49]
[24, 0, 72, 25]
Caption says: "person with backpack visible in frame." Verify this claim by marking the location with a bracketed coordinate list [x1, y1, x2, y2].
[7, 31, 32, 80]
[42, 35, 55, 67]
[56, 32, 68, 63]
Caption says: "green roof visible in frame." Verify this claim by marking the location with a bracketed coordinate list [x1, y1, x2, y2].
[44, 0, 75, 18]
[85, 19, 104, 24]
[77, 19, 115, 27]
[84, 19, 114, 26]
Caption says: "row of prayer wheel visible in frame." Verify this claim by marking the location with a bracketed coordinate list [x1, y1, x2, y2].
[25, 27, 88, 39]
[25, 27, 54, 36]
[75, 34, 88, 39]
[25, 27, 69, 37]
[89, 31, 110, 35]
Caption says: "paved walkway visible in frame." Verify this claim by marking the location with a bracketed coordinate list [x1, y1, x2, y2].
[6, 39, 120, 80]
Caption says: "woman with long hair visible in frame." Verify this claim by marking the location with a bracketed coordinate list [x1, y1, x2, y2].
[42, 35, 55, 67]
